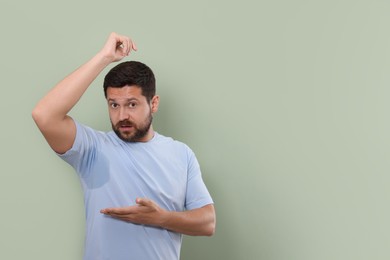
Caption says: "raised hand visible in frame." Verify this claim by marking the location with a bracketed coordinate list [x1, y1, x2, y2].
[99, 32, 138, 63]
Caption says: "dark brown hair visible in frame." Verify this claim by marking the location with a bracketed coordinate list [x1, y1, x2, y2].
[103, 61, 156, 102]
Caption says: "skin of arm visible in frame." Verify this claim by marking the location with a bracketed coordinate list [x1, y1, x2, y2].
[32, 32, 137, 154]
[100, 198, 216, 236]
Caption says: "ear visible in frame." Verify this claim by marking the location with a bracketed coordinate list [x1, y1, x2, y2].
[150, 95, 160, 113]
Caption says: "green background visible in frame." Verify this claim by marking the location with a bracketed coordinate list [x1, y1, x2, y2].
[1, 0, 390, 259]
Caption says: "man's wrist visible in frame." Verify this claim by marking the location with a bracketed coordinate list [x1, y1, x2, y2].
[158, 209, 172, 229]
[93, 51, 115, 68]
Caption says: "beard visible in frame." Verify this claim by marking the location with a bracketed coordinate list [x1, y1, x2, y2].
[112, 113, 153, 142]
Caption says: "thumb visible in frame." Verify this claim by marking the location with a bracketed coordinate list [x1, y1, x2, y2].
[136, 197, 151, 206]
[131, 39, 138, 52]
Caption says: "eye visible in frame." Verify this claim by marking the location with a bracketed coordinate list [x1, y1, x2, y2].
[110, 103, 119, 109]
[129, 102, 137, 108]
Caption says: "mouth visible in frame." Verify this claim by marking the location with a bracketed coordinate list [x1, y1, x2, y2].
[119, 125, 133, 131]
[116, 121, 134, 131]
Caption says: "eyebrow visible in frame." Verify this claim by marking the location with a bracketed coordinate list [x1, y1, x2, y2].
[107, 98, 139, 103]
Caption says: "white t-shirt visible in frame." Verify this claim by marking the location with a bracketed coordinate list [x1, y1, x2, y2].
[58, 121, 213, 260]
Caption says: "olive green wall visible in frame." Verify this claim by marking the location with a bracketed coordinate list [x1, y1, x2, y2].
[1, 0, 390, 259]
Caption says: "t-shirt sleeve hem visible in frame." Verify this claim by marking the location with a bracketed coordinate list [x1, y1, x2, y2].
[186, 199, 214, 210]
[56, 121, 83, 160]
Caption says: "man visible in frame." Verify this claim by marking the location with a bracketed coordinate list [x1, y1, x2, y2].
[32, 32, 216, 260]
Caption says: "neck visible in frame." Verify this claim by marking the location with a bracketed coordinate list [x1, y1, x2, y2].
[139, 125, 155, 142]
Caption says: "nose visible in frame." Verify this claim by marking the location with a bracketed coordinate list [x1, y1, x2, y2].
[119, 107, 130, 121]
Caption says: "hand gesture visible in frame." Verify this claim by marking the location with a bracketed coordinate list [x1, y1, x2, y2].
[100, 198, 166, 226]
[99, 32, 137, 63]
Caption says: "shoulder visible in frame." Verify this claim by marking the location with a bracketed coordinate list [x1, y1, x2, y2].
[153, 132, 196, 158]
[75, 121, 105, 138]
[154, 132, 190, 148]
[73, 121, 118, 148]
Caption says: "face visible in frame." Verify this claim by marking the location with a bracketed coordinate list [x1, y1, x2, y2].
[107, 86, 159, 142]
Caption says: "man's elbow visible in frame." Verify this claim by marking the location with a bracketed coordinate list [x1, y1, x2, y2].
[204, 220, 216, 236]
[203, 209, 216, 236]
[32, 105, 56, 130]
[31, 106, 45, 127]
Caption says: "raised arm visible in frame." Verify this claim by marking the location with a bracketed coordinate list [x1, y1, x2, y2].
[32, 33, 137, 154]
[100, 198, 216, 236]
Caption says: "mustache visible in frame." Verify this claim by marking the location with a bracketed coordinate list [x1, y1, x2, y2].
[115, 120, 135, 128]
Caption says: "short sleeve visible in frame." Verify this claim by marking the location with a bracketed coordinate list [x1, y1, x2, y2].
[185, 149, 213, 210]
[57, 121, 99, 175]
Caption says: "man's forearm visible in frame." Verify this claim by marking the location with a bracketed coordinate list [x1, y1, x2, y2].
[160, 204, 216, 236]
[32, 53, 111, 125]
[33, 32, 135, 127]
[101, 200, 216, 237]
[32, 33, 135, 153]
